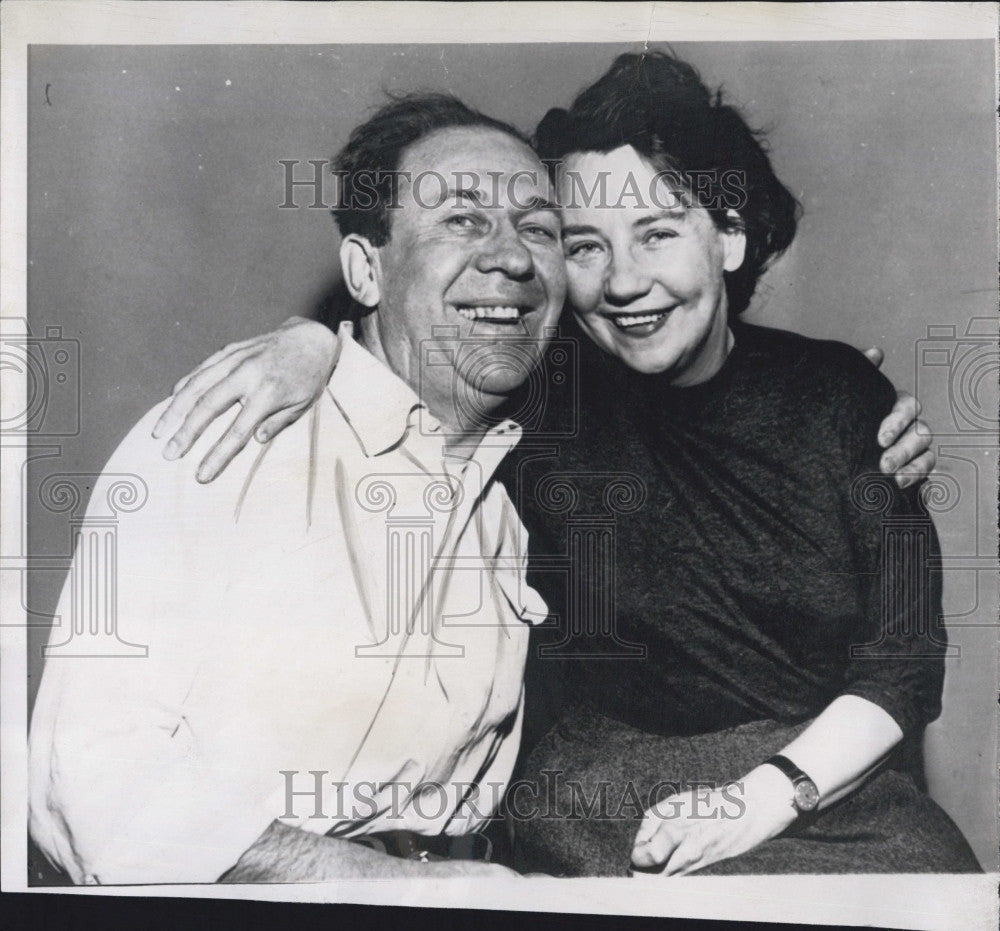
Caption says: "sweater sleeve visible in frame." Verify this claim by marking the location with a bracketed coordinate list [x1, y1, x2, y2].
[832, 348, 946, 736]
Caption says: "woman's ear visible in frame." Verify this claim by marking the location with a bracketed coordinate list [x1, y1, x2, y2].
[340, 234, 381, 308]
[721, 210, 747, 273]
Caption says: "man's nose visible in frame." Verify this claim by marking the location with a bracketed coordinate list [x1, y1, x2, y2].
[604, 252, 652, 306]
[474, 224, 534, 280]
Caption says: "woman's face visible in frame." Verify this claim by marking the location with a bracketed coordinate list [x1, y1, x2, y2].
[557, 145, 746, 382]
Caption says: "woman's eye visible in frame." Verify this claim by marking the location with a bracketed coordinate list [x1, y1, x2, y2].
[644, 229, 678, 245]
[566, 241, 602, 258]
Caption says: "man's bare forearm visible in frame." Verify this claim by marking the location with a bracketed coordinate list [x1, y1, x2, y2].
[218, 820, 515, 881]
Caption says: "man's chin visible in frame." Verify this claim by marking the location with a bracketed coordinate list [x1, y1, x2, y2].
[448, 370, 535, 426]
[456, 346, 541, 390]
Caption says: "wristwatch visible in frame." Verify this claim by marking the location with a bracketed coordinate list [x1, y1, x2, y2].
[764, 754, 820, 814]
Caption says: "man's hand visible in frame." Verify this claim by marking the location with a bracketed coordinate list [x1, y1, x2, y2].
[630, 766, 797, 876]
[218, 820, 519, 882]
[861, 347, 934, 488]
[153, 317, 341, 483]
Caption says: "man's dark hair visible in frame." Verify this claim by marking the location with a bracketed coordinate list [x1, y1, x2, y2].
[332, 93, 530, 246]
[534, 51, 800, 317]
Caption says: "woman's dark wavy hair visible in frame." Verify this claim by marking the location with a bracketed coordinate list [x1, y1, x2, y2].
[534, 51, 800, 317]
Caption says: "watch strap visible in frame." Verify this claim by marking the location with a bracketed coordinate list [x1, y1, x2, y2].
[764, 754, 820, 814]
[764, 754, 810, 785]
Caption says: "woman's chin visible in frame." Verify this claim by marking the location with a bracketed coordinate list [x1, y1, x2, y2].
[606, 341, 681, 376]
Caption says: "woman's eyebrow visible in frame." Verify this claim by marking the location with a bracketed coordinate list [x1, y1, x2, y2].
[561, 223, 602, 237]
[633, 208, 687, 229]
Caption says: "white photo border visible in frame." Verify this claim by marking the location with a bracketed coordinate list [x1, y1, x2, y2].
[2, 4, 997, 929]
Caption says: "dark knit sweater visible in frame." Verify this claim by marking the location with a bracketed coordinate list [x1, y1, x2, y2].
[498, 319, 945, 744]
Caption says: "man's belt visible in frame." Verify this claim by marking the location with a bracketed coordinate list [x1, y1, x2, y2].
[348, 829, 493, 863]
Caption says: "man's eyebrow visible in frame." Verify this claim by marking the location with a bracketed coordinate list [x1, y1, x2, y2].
[444, 187, 560, 215]
[446, 186, 487, 207]
[517, 194, 561, 214]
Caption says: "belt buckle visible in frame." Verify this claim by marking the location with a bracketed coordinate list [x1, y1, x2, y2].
[445, 832, 493, 862]
[388, 831, 442, 862]
[351, 829, 492, 863]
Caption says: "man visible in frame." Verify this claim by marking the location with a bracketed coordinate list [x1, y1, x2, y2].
[29, 94, 565, 883]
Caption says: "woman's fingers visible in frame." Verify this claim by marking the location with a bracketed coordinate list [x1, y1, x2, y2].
[195, 396, 280, 483]
[880, 418, 933, 475]
[163, 377, 250, 461]
[877, 391, 922, 449]
[895, 449, 936, 489]
[154, 347, 255, 440]
[255, 404, 309, 444]
[632, 809, 661, 847]
[663, 839, 705, 876]
[631, 817, 678, 870]
[169, 342, 255, 400]
[156, 318, 339, 457]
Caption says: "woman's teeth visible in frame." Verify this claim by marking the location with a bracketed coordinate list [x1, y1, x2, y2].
[610, 310, 670, 329]
[456, 305, 522, 321]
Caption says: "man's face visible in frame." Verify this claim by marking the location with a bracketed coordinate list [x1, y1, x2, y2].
[369, 126, 566, 423]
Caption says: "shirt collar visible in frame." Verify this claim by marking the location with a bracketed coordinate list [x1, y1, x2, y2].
[327, 324, 429, 458]
[327, 322, 525, 464]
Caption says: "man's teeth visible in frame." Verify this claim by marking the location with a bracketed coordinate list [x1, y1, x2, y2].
[456, 305, 522, 321]
[611, 311, 669, 328]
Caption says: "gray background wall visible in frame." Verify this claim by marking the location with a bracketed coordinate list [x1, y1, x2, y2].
[25, 41, 997, 868]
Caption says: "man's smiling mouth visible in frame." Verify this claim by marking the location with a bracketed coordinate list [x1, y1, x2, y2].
[454, 304, 532, 323]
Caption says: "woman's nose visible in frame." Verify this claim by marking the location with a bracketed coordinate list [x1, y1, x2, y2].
[604, 254, 652, 306]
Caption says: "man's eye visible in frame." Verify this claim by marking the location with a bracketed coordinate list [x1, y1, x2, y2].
[447, 214, 481, 232]
[520, 223, 557, 241]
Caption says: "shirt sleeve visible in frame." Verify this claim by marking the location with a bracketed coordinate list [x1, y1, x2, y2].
[28, 401, 283, 884]
[834, 352, 946, 736]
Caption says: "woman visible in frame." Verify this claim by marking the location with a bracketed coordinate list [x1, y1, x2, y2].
[152, 52, 977, 876]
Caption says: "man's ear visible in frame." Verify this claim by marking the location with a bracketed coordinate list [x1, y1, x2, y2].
[721, 210, 747, 273]
[340, 234, 381, 308]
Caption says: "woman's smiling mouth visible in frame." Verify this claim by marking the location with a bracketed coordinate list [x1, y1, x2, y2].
[602, 307, 675, 336]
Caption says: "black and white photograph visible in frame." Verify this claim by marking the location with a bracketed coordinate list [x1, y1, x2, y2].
[1, 3, 997, 929]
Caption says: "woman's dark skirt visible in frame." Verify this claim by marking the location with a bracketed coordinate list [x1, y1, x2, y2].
[512, 710, 982, 877]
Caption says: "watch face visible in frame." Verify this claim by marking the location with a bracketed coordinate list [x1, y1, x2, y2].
[794, 779, 820, 812]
